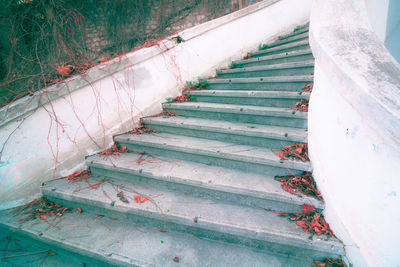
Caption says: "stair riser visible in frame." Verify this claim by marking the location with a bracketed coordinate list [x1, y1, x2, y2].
[161, 109, 308, 128]
[235, 53, 314, 68]
[187, 96, 302, 108]
[43, 193, 342, 259]
[114, 140, 306, 176]
[255, 44, 310, 57]
[279, 28, 309, 40]
[207, 81, 310, 91]
[143, 123, 304, 149]
[218, 66, 314, 78]
[89, 165, 305, 213]
[263, 36, 308, 49]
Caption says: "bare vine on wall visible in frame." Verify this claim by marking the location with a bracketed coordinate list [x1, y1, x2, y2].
[0, 0, 241, 108]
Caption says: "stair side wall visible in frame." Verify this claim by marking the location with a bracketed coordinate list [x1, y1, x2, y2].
[309, 0, 400, 266]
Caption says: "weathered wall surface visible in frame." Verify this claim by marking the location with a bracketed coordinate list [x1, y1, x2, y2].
[309, 0, 400, 266]
[0, 0, 312, 209]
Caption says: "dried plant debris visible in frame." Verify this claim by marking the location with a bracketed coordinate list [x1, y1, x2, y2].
[314, 258, 347, 267]
[152, 110, 179, 117]
[16, 198, 79, 229]
[117, 191, 129, 203]
[100, 144, 128, 156]
[280, 204, 334, 237]
[129, 124, 158, 134]
[275, 171, 323, 200]
[276, 144, 309, 162]
[300, 83, 313, 93]
[293, 99, 309, 112]
[166, 94, 195, 103]
[66, 169, 91, 182]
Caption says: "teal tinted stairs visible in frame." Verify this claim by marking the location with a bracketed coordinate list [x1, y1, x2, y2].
[0, 24, 345, 267]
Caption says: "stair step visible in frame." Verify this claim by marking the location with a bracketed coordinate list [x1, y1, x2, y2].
[86, 152, 321, 212]
[41, 177, 343, 259]
[0, 207, 315, 267]
[233, 49, 314, 68]
[251, 40, 310, 57]
[186, 90, 310, 108]
[278, 25, 309, 40]
[162, 102, 308, 128]
[217, 61, 314, 78]
[262, 32, 309, 49]
[114, 133, 310, 175]
[0, 225, 108, 267]
[207, 75, 313, 91]
[142, 116, 307, 148]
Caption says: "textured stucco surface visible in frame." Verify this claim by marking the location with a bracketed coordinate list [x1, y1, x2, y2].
[309, 0, 400, 266]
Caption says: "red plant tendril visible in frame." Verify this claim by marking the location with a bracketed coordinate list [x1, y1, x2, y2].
[314, 258, 347, 267]
[17, 198, 79, 229]
[135, 151, 158, 165]
[66, 169, 91, 182]
[275, 171, 323, 200]
[100, 144, 128, 156]
[279, 204, 334, 237]
[152, 110, 179, 117]
[129, 124, 158, 134]
[276, 144, 309, 162]
[301, 83, 313, 93]
[293, 99, 309, 112]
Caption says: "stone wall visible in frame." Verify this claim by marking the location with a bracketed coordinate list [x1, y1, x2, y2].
[84, 0, 262, 54]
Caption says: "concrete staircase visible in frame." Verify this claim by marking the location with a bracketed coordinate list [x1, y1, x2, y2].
[0, 24, 345, 266]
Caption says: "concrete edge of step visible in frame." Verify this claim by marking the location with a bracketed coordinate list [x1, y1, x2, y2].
[232, 49, 313, 65]
[185, 90, 311, 99]
[114, 134, 312, 172]
[161, 102, 309, 119]
[41, 183, 344, 258]
[251, 40, 310, 57]
[141, 117, 307, 143]
[216, 61, 314, 75]
[86, 159, 322, 211]
[207, 75, 314, 84]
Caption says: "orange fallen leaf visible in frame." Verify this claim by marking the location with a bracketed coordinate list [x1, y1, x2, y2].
[134, 195, 148, 203]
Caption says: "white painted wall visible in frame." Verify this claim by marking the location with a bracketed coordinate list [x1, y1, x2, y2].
[310, 0, 400, 266]
[365, 0, 389, 42]
[0, 0, 313, 210]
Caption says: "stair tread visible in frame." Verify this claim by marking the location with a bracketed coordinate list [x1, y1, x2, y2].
[279, 26, 309, 38]
[86, 151, 320, 209]
[251, 40, 310, 57]
[268, 32, 309, 48]
[208, 75, 313, 84]
[142, 116, 307, 142]
[41, 176, 341, 255]
[186, 90, 310, 99]
[0, 207, 313, 267]
[115, 132, 311, 172]
[218, 61, 314, 74]
[162, 102, 308, 119]
[234, 49, 313, 65]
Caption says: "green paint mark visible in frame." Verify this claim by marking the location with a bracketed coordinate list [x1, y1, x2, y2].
[160, 240, 164, 244]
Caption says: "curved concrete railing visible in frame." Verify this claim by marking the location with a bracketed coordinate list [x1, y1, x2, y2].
[309, 0, 400, 266]
[0, 0, 312, 209]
